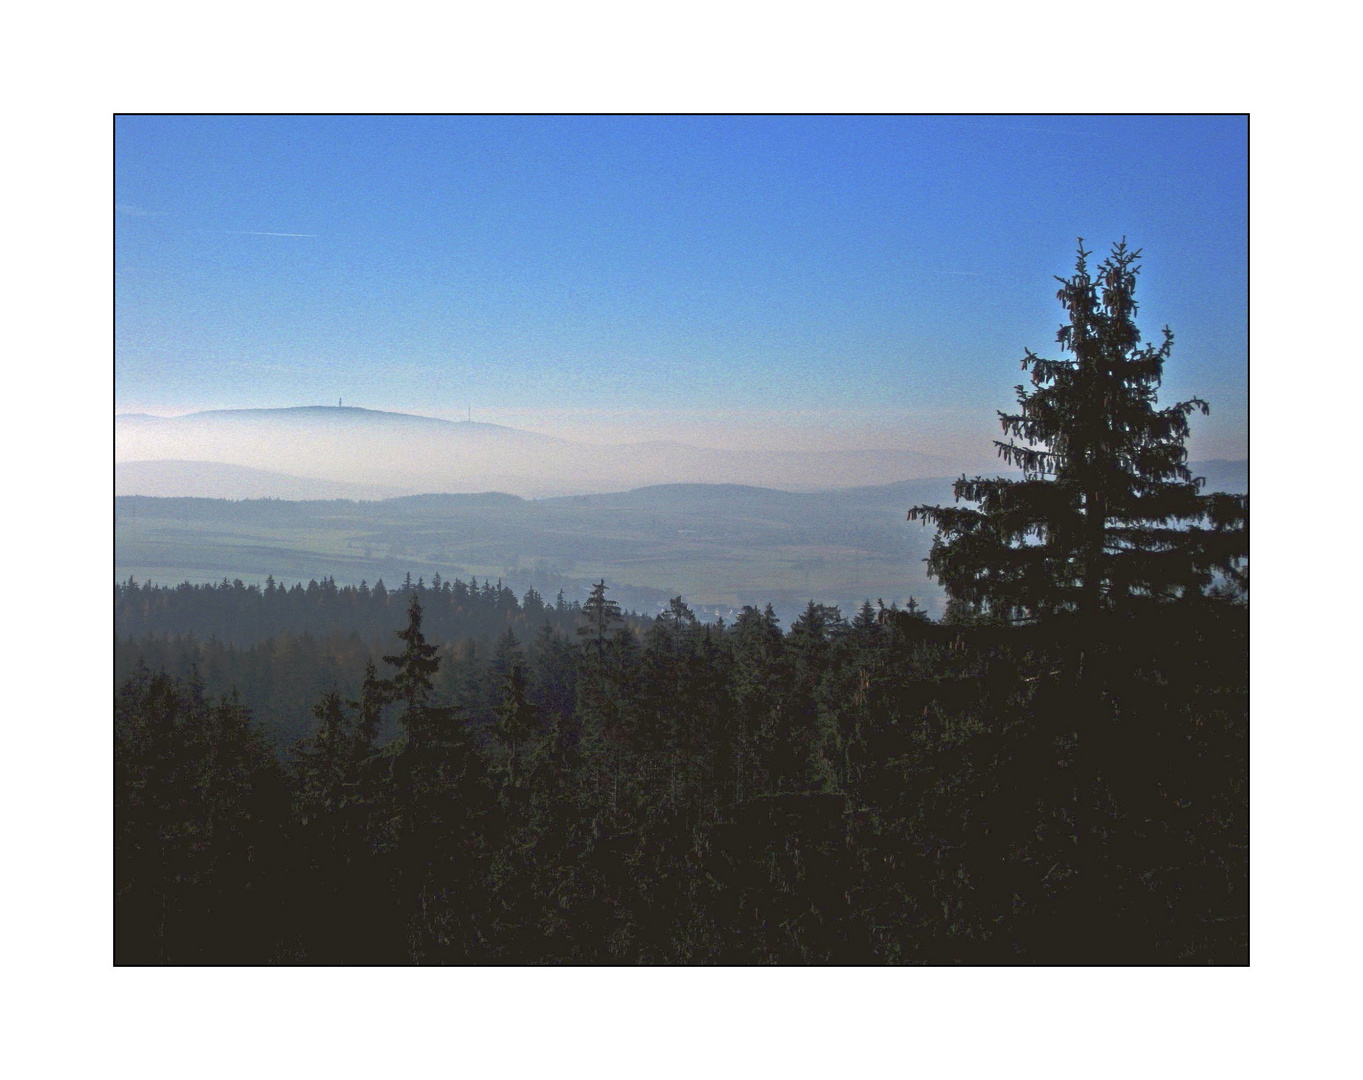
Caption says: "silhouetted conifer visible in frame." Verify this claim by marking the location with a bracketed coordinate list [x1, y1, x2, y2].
[910, 239, 1248, 621]
[578, 579, 622, 656]
[381, 592, 492, 960]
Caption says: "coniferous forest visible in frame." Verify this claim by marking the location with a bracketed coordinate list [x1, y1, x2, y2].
[114, 241, 1248, 965]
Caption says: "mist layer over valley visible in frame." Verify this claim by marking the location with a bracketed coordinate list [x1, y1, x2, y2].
[115, 481, 949, 624]
[116, 406, 961, 499]
[115, 458, 1247, 627]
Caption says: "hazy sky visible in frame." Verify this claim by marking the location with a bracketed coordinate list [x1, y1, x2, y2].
[115, 115, 1247, 461]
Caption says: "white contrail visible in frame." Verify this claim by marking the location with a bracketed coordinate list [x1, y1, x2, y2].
[227, 230, 319, 238]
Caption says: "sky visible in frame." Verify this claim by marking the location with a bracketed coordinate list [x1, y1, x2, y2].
[115, 115, 1248, 462]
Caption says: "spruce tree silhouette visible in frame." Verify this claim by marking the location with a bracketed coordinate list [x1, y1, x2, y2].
[383, 591, 493, 962]
[578, 579, 622, 656]
[909, 239, 1247, 622]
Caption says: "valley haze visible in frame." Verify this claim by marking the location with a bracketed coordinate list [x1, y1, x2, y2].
[116, 405, 968, 499]
[114, 404, 978, 623]
[115, 404, 1247, 625]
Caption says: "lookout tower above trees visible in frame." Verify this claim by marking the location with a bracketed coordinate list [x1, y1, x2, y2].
[910, 239, 1248, 623]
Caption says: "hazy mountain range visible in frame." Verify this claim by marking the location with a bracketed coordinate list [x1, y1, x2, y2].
[115, 406, 962, 499]
[115, 460, 415, 501]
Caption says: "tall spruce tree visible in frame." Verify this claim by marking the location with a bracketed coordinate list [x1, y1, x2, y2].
[385, 591, 441, 741]
[381, 591, 491, 960]
[382, 591, 484, 831]
[578, 579, 622, 656]
[910, 239, 1247, 621]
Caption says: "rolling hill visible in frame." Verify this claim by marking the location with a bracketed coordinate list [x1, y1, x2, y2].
[112, 461, 1245, 624]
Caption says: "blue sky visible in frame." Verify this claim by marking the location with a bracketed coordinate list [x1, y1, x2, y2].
[115, 115, 1247, 461]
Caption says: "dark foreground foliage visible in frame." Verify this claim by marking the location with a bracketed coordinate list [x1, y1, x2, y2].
[115, 591, 1246, 964]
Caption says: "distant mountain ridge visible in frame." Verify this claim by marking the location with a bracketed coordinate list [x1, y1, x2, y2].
[136, 405, 569, 439]
[115, 405, 968, 497]
[113, 460, 1246, 506]
[1188, 458, 1249, 493]
[116, 406, 1246, 499]
[115, 460, 413, 501]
